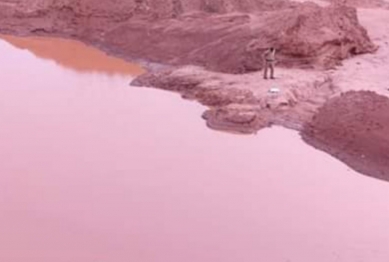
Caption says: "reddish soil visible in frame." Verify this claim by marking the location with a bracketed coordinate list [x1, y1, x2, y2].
[0, 0, 376, 73]
[302, 91, 389, 182]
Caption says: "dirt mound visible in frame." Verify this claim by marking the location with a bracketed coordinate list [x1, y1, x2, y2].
[0, 0, 376, 73]
[302, 91, 389, 182]
[13, 0, 294, 19]
[104, 3, 375, 73]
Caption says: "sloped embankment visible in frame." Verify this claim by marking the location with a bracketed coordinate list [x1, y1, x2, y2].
[302, 91, 389, 182]
[0, 0, 376, 73]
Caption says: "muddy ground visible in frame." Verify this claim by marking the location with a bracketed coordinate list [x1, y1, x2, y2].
[0, 0, 389, 181]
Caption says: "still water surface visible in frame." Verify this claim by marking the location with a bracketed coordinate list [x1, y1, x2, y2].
[0, 36, 388, 262]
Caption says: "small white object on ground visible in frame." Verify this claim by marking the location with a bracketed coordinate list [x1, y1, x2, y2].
[268, 87, 280, 94]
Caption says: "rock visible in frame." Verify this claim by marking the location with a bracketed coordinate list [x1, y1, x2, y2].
[202, 104, 270, 134]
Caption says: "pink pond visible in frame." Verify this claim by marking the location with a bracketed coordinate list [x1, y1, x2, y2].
[0, 36, 388, 262]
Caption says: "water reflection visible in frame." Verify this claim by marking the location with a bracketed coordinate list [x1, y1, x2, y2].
[0, 34, 145, 75]
[0, 36, 388, 262]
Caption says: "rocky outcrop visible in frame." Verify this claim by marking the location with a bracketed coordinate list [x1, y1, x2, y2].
[0, 0, 376, 73]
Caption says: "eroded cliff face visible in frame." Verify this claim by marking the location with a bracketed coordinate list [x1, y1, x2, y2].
[0, 0, 376, 73]
[13, 0, 295, 18]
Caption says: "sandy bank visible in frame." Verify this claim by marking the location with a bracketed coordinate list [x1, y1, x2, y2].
[132, 66, 336, 133]
[133, 6, 389, 181]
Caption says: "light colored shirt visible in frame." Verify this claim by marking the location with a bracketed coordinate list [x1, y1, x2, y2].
[264, 49, 276, 61]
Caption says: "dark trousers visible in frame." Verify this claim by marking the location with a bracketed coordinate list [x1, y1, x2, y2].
[264, 60, 275, 79]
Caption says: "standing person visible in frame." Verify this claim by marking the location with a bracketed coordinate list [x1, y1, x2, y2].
[263, 47, 276, 79]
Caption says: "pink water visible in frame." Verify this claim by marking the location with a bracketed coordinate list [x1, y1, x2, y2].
[0, 36, 388, 262]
